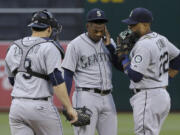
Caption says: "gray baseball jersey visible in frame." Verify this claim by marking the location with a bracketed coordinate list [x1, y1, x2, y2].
[62, 33, 115, 90]
[5, 37, 62, 98]
[5, 37, 63, 135]
[129, 32, 179, 135]
[129, 32, 180, 89]
[61, 33, 117, 135]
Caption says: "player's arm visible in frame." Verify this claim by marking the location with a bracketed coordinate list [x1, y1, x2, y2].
[63, 68, 74, 95]
[103, 26, 124, 71]
[106, 43, 125, 71]
[166, 38, 180, 78]
[48, 68, 77, 123]
[61, 42, 78, 94]
[5, 61, 15, 86]
[121, 55, 143, 82]
[5, 62, 15, 86]
[120, 43, 151, 82]
[4, 45, 18, 86]
[169, 53, 180, 78]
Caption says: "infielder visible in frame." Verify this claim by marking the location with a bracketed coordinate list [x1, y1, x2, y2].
[116, 7, 180, 135]
[61, 8, 117, 135]
[5, 10, 77, 135]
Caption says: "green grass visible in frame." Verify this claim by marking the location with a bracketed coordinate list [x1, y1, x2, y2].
[0, 113, 180, 135]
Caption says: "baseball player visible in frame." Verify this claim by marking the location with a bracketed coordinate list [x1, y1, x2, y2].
[5, 10, 77, 135]
[116, 7, 180, 135]
[61, 8, 117, 135]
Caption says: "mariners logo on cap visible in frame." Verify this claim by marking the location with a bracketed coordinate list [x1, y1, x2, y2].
[97, 11, 102, 17]
[129, 10, 133, 17]
[34, 20, 39, 23]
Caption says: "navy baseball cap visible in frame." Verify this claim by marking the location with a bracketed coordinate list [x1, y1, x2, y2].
[122, 7, 153, 25]
[87, 8, 108, 23]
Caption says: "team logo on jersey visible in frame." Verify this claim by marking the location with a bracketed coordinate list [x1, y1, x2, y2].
[80, 53, 109, 69]
[134, 55, 142, 63]
[97, 11, 101, 17]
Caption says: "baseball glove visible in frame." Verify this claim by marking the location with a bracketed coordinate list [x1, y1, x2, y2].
[62, 106, 93, 127]
[115, 29, 140, 54]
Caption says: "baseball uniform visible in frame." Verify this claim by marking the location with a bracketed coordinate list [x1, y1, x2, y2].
[129, 32, 179, 135]
[61, 33, 117, 135]
[5, 37, 64, 135]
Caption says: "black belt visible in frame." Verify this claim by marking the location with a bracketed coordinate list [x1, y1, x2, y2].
[131, 87, 166, 95]
[12, 97, 49, 101]
[81, 88, 111, 95]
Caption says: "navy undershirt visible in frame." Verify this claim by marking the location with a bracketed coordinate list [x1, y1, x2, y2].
[64, 68, 74, 95]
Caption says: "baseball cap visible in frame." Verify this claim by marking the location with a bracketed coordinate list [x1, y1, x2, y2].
[122, 7, 153, 25]
[87, 8, 108, 23]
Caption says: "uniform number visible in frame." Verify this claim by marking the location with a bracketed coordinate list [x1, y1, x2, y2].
[23, 58, 32, 79]
[159, 51, 169, 76]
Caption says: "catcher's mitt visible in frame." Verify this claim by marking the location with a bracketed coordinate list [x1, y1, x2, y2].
[62, 106, 93, 127]
[115, 29, 140, 54]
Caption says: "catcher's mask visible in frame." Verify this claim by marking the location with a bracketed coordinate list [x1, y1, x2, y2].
[28, 9, 62, 33]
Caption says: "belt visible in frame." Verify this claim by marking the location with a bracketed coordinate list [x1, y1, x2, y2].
[132, 87, 167, 95]
[12, 97, 49, 101]
[81, 88, 111, 96]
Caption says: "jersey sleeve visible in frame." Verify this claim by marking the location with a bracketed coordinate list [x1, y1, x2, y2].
[5, 61, 14, 77]
[166, 38, 180, 61]
[44, 43, 62, 74]
[5, 44, 21, 73]
[61, 43, 78, 72]
[110, 38, 117, 48]
[130, 42, 151, 74]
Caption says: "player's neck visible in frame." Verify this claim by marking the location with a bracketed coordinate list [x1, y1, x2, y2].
[141, 28, 151, 37]
[31, 32, 50, 38]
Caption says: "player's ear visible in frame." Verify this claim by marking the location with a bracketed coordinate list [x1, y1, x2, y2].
[86, 23, 89, 30]
[143, 23, 149, 28]
[48, 26, 52, 32]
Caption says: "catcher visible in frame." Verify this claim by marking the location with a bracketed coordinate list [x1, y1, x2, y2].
[115, 7, 180, 135]
[5, 9, 77, 135]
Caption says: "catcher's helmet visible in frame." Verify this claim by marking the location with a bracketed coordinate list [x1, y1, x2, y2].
[28, 9, 62, 31]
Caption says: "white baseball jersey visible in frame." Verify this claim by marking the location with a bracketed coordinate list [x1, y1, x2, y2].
[5, 37, 62, 98]
[129, 32, 180, 89]
[61, 33, 115, 90]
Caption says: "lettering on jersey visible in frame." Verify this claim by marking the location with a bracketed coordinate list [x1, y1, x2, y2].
[14, 46, 22, 56]
[79, 53, 109, 68]
[156, 39, 166, 51]
[13, 45, 41, 56]
[134, 55, 142, 63]
[28, 45, 41, 54]
[159, 51, 169, 76]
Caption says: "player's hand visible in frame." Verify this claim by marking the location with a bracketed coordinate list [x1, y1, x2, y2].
[66, 107, 78, 124]
[169, 68, 179, 78]
[103, 26, 111, 45]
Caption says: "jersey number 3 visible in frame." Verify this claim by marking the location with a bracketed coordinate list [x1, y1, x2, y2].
[23, 58, 32, 79]
[159, 51, 169, 76]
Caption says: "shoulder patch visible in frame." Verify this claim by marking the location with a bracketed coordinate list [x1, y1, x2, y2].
[134, 55, 142, 63]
